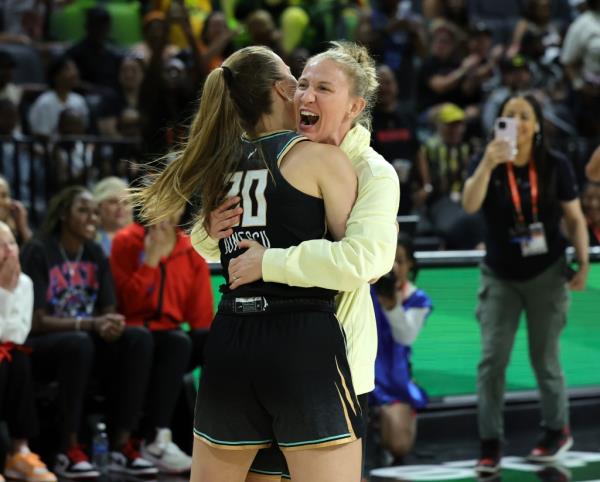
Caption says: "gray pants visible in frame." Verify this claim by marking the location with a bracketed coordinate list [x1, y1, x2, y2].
[476, 257, 570, 440]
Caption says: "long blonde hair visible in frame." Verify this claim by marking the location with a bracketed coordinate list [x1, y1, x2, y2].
[133, 46, 284, 228]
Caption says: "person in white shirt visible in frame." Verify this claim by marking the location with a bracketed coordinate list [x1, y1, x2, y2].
[28, 56, 89, 138]
[0, 221, 56, 482]
[560, 0, 600, 137]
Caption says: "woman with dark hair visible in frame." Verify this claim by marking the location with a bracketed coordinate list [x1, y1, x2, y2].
[198, 11, 236, 74]
[508, 0, 562, 59]
[371, 234, 433, 465]
[28, 56, 89, 138]
[462, 94, 589, 475]
[20, 186, 157, 479]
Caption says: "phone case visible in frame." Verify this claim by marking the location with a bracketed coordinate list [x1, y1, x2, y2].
[494, 117, 518, 157]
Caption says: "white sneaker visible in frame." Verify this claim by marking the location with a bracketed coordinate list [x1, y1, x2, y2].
[141, 428, 192, 474]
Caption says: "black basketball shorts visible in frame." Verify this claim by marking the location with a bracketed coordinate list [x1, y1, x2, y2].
[193, 304, 363, 452]
[248, 393, 370, 480]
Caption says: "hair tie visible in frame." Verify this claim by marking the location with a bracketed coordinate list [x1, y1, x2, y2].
[221, 65, 234, 86]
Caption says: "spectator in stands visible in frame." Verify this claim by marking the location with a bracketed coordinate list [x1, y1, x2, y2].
[561, 0, 600, 138]
[0, 175, 31, 244]
[422, 0, 470, 38]
[92, 177, 133, 257]
[138, 6, 203, 157]
[51, 108, 94, 189]
[371, 234, 432, 466]
[372, 64, 418, 214]
[414, 103, 484, 249]
[462, 94, 589, 475]
[416, 20, 477, 112]
[0, 51, 22, 106]
[369, 0, 427, 100]
[461, 22, 504, 125]
[28, 56, 89, 139]
[0, 0, 42, 44]
[0, 98, 18, 137]
[245, 9, 283, 54]
[582, 180, 600, 246]
[288, 46, 309, 79]
[508, 0, 563, 59]
[197, 10, 236, 74]
[482, 55, 534, 136]
[0, 100, 39, 216]
[0, 221, 57, 482]
[0, 100, 23, 190]
[109, 210, 213, 474]
[586, 145, 600, 181]
[98, 57, 145, 137]
[67, 7, 122, 102]
[129, 10, 180, 66]
[21, 186, 157, 479]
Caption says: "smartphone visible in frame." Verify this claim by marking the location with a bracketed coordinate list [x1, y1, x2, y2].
[494, 117, 518, 160]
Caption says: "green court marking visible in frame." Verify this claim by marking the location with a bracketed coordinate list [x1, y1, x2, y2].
[411, 265, 600, 397]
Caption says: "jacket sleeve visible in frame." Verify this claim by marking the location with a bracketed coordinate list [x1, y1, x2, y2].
[109, 233, 159, 315]
[190, 221, 221, 262]
[185, 255, 215, 330]
[262, 172, 400, 292]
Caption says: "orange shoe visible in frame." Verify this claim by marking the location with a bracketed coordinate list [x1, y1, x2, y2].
[5, 449, 57, 482]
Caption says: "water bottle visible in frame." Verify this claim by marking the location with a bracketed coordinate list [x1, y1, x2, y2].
[92, 422, 109, 473]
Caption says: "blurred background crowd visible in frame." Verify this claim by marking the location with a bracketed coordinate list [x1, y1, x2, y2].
[0, 0, 599, 249]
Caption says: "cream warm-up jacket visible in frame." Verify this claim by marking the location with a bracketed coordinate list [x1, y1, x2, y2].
[190, 124, 400, 394]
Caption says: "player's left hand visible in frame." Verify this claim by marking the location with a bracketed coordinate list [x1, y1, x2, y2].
[228, 239, 267, 289]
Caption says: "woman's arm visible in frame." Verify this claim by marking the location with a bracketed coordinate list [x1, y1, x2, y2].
[462, 139, 512, 214]
[383, 303, 431, 346]
[561, 198, 589, 290]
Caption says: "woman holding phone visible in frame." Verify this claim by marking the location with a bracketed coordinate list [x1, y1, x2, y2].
[462, 94, 589, 475]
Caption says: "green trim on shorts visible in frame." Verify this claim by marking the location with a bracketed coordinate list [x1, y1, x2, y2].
[248, 467, 291, 479]
[193, 429, 272, 446]
[278, 432, 352, 447]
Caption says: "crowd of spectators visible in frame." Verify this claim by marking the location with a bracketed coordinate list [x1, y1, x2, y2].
[0, 0, 599, 478]
[1, 1, 599, 247]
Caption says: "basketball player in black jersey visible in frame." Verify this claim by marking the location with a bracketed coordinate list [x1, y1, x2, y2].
[135, 46, 367, 482]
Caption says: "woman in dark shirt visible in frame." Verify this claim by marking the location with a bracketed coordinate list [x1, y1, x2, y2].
[462, 94, 589, 475]
[21, 186, 156, 479]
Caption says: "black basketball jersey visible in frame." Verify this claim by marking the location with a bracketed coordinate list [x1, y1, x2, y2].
[219, 130, 335, 300]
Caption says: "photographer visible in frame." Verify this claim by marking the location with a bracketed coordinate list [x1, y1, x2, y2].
[371, 235, 432, 465]
[462, 94, 589, 475]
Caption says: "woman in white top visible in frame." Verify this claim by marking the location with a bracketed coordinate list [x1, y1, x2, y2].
[0, 221, 56, 482]
[28, 56, 89, 138]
